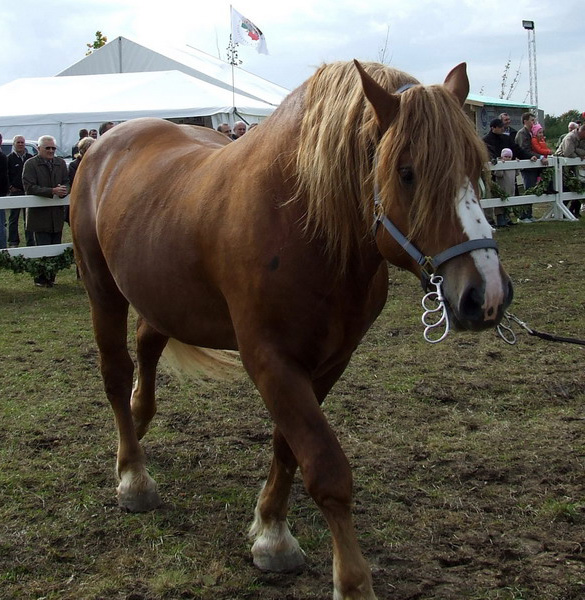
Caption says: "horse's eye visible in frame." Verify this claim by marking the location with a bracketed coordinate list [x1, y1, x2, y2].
[398, 167, 414, 185]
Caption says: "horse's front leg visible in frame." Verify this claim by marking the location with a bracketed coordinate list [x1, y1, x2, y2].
[246, 351, 376, 600]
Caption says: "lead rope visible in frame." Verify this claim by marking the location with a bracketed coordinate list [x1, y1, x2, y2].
[497, 312, 585, 346]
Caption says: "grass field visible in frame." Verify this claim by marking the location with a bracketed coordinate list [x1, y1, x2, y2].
[1, 218, 584, 600]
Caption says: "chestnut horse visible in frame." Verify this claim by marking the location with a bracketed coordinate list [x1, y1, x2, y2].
[71, 60, 512, 599]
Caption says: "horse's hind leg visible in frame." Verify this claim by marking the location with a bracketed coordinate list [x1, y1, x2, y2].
[90, 297, 161, 512]
[131, 316, 169, 440]
[250, 426, 305, 571]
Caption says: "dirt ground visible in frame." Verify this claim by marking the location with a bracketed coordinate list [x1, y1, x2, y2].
[1, 220, 584, 600]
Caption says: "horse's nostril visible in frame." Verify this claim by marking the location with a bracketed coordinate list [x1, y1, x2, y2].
[506, 279, 514, 308]
[459, 285, 483, 322]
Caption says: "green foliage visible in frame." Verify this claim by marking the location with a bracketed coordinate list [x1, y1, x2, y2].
[525, 166, 585, 196]
[86, 31, 108, 55]
[489, 180, 510, 201]
[543, 110, 581, 148]
[0, 247, 75, 280]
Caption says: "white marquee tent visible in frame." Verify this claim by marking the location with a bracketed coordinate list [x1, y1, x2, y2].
[58, 36, 289, 107]
[0, 37, 290, 155]
[0, 70, 280, 153]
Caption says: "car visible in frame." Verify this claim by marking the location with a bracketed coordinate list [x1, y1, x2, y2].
[1, 139, 69, 163]
[1, 139, 38, 157]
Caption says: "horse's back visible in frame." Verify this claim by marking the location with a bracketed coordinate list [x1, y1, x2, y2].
[70, 118, 240, 345]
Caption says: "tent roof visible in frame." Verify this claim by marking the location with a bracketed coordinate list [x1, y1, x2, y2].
[0, 70, 277, 125]
[57, 36, 290, 107]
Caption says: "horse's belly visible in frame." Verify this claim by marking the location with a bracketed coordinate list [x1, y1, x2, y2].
[113, 257, 238, 350]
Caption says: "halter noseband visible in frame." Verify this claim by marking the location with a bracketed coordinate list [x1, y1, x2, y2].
[373, 200, 498, 290]
[372, 80, 498, 291]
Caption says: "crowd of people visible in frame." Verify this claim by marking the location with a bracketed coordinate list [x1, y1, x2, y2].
[0, 123, 110, 285]
[482, 111, 585, 227]
[1, 110, 583, 284]
[0, 118, 260, 285]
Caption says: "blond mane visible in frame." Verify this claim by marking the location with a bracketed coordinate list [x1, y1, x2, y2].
[293, 61, 488, 265]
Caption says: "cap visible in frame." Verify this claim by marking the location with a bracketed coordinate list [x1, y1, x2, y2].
[501, 148, 513, 158]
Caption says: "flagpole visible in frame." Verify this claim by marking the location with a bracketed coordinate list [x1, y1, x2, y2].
[231, 57, 235, 108]
[230, 5, 234, 109]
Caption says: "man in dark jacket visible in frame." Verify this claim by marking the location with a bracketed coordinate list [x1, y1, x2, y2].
[7, 135, 34, 247]
[482, 118, 534, 161]
[22, 135, 69, 286]
[499, 112, 518, 139]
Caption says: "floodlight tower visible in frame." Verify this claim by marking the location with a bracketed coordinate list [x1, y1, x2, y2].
[522, 20, 538, 111]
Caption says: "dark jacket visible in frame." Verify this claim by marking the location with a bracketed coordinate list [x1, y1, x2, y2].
[22, 155, 69, 233]
[0, 152, 8, 196]
[68, 157, 81, 186]
[7, 151, 33, 193]
[482, 131, 532, 161]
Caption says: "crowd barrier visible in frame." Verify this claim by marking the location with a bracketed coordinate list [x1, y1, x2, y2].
[1, 158, 584, 261]
[481, 156, 585, 221]
[0, 195, 71, 258]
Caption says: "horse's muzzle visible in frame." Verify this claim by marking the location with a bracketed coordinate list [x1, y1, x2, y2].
[450, 274, 514, 331]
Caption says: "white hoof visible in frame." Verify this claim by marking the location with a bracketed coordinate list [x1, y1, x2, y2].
[117, 470, 161, 512]
[250, 519, 305, 572]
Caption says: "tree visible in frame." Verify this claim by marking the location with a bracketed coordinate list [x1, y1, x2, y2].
[544, 109, 581, 145]
[377, 26, 391, 64]
[86, 31, 108, 56]
[500, 55, 522, 100]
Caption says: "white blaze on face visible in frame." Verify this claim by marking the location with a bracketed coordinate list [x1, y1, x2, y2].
[455, 180, 505, 320]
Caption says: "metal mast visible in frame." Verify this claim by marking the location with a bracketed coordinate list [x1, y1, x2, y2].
[522, 20, 538, 111]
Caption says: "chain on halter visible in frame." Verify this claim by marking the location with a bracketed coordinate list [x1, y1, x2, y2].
[421, 275, 450, 343]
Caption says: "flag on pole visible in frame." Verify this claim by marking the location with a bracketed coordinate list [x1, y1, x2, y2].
[231, 6, 269, 55]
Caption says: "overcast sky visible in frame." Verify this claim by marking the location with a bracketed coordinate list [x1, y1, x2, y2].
[0, 0, 581, 117]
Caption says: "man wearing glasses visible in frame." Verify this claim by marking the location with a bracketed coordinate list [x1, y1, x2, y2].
[22, 135, 69, 286]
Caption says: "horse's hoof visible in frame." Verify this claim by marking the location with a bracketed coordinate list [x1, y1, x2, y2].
[118, 487, 161, 512]
[117, 472, 161, 512]
[251, 538, 306, 572]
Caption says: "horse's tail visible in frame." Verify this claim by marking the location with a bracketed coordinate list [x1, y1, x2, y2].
[162, 338, 242, 381]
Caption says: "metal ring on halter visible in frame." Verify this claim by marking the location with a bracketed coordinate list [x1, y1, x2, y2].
[421, 275, 451, 343]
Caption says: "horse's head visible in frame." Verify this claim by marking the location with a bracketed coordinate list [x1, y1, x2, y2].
[355, 60, 512, 331]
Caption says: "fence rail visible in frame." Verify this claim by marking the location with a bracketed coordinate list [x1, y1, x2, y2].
[481, 156, 585, 221]
[2, 158, 584, 260]
[0, 195, 72, 259]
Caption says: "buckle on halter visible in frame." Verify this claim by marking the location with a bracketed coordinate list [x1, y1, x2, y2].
[421, 256, 435, 279]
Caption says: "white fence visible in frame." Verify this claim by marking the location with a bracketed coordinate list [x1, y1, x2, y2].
[481, 156, 585, 221]
[0, 195, 71, 258]
[2, 158, 584, 260]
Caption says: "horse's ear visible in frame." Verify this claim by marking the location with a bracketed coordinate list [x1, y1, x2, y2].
[354, 59, 399, 133]
[443, 62, 469, 107]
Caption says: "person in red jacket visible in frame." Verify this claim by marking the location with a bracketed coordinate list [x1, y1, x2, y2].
[531, 123, 552, 156]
